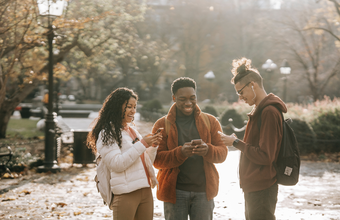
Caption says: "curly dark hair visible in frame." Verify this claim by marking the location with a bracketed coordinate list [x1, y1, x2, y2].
[87, 88, 138, 154]
[171, 77, 196, 95]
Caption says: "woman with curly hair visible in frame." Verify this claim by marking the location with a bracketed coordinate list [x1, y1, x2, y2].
[87, 87, 162, 220]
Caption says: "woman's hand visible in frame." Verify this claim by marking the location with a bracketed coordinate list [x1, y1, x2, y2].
[143, 132, 163, 147]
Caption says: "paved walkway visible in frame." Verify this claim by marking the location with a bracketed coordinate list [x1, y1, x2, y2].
[1, 118, 340, 219]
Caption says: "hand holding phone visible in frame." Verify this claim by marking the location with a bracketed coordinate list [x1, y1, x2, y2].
[218, 131, 237, 146]
[146, 128, 164, 137]
[181, 142, 195, 157]
[191, 139, 202, 145]
[191, 139, 208, 156]
[154, 128, 164, 135]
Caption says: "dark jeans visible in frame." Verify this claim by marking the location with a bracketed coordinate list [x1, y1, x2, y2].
[164, 189, 214, 220]
[244, 183, 278, 220]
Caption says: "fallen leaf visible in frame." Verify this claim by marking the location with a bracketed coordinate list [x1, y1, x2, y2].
[2, 173, 13, 179]
[20, 190, 31, 195]
[74, 211, 82, 216]
[2, 197, 16, 202]
[56, 202, 67, 207]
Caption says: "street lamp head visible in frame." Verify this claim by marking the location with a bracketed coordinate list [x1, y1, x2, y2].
[37, 0, 65, 16]
[204, 71, 215, 81]
[261, 59, 277, 72]
[280, 59, 291, 74]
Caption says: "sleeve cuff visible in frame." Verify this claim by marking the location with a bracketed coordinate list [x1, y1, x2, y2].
[176, 146, 188, 160]
[234, 140, 245, 152]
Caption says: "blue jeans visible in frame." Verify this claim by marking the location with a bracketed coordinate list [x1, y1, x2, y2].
[164, 189, 214, 220]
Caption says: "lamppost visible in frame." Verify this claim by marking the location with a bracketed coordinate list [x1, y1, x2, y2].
[204, 70, 215, 101]
[280, 59, 291, 102]
[261, 59, 277, 93]
[37, 0, 65, 173]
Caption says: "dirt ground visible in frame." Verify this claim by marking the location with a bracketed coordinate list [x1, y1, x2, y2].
[1, 120, 340, 220]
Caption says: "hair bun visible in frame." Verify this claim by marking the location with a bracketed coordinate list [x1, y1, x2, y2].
[231, 57, 259, 84]
[231, 57, 252, 77]
[237, 63, 247, 75]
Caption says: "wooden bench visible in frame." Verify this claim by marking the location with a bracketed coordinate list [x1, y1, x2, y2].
[0, 146, 13, 174]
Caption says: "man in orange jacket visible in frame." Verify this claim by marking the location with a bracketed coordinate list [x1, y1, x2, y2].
[152, 77, 228, 220]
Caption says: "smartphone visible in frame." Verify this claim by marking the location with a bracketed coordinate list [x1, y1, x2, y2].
[191, 139, 202, 145]
[153, 128, 163, 135]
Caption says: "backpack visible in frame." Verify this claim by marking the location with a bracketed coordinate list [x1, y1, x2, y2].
[258, 106, 300, 186]
[164, 112, 211, 135]
[94, 155, 114, 209]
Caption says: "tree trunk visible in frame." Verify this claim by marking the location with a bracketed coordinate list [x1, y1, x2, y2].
[0, 80, 38, 138]
[0, 100, 16, 138]
[312, 89, 319, 102]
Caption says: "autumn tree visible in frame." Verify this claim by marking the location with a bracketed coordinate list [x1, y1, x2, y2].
[0, 0, 148, 138]
[0, 0, 52, 138]
[57, 0, 174, 102]
[311, 0, 340, 42]
[271, 0, 340, 101]
[143, 0, 284, 102]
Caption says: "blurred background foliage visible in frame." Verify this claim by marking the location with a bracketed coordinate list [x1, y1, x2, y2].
[2, 0, 340, 140]
[204, 96, 340, 155]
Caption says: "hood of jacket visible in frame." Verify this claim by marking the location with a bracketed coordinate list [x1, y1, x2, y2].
[251, 93, 287, 117]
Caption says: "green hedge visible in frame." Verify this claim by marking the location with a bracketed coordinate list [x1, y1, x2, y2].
[202, 105, 218, 117]
[311, 109, 340, 153]
[141, 99, 163, 112]
[220, 109, 246, 138]
[290, 118, 316, 154]
[220, 109, 244, 127]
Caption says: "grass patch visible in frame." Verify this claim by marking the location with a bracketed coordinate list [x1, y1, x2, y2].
[7, 118, 44, 139]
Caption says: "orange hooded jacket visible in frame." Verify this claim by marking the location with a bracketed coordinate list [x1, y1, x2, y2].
[152, 103, 228, 204]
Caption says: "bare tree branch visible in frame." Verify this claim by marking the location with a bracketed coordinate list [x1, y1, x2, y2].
[304, 27, 340, 42]
[329, 0, 340, 17]
[319, 59, 340, 93]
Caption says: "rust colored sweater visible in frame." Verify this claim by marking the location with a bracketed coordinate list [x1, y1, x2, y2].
[152, 104, 228, 204]
[234, 94, 287, 193]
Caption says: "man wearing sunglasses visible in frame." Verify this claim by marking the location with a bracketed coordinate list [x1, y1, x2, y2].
[219, 57, 287, 220]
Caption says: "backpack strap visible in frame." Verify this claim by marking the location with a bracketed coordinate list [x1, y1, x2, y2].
[201, 113, 211, 132]
[257, 105, 283, 130]
[164, 113, 211, 136]
[164, 116, 171, 136]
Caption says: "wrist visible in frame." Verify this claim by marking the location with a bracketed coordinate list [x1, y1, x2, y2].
[232, 138, 240, 147]
[141, 139, 149, 148]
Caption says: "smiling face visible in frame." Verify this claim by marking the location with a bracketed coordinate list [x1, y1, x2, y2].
[121, 97, 137, 126]
[235, 81, 255, 106]
[173, 87, 197, 116]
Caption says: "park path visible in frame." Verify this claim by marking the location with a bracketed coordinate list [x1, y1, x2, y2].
[1, 118, 340, 219]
